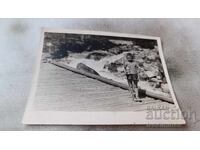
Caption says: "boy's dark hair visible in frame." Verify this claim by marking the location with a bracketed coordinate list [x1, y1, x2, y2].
[126, 53, 135, 59]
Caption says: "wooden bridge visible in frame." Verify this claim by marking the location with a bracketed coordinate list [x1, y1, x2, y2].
[33, 63, 174, 111]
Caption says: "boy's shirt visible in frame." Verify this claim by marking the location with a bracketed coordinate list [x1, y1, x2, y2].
[124, 60, 139, 74]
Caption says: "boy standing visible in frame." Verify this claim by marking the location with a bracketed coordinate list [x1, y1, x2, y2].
[124, 53, 140, 102]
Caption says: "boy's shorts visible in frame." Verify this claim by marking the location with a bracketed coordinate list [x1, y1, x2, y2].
[126, 74, 139, 87]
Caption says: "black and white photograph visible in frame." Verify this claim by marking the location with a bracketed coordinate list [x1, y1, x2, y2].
[2, 1, 200, 148]
[23, 29, 185, 125]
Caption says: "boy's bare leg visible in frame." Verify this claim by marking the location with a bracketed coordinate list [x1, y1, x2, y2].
[132, 81, 142, 102]
[128, 82, 135, 100]
[135, 88, 139, 99]
[131, 82, 137, 100]
[130, 87, 135, 101]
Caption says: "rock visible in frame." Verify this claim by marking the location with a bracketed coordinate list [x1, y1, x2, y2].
[149, 79, 162, 88]
[107, 63, 118, 72]
[136, 58, 144, 66]
[145, 71, 157, 78]
[150, 77, 162, 83]
[118, 45, 133, 51]
[76, 63, 100, 76]
[104, 62, 119, 73]
[134, 45, 143, 51]
[144, 63, 159, 72]
[108, 47, 122, 54]
[143, 48, 150, 54]
[103, 61, 110, 69]
[139, 71, 148, 80]
[85, 51, 111, 61]
[161, 83, 170, 93]
[136, 58, 144, 63]
[137, 52, 146, 59]
[149, 82, 156, 87]
[117, 66, 124, 73]
[147, 51, 159, 61]
[156, 75, 162, 80]
[155, 82, 161, 88]
[143, 62, 152, 70]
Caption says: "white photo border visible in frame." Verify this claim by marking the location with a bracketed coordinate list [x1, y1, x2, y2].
[22, 28, 186, 125]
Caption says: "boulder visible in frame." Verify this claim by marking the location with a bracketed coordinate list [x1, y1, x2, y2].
[137, 52, 146, 59]
[76, 63, 100, 76]
[147, 52, 158, 61]
[107, 62, 118, 73]
[161, 83, 170, 93]
[108, 47, 123, 54]
[136, 58, 144, 66]
[143, 63, 155, 71]
[117, 66, 124, 73]
[133, 45, 143, 51]
[85, 51, 111, 61]
[145, 71, 157, 78]
[139, 71, 148, 80]
[118, 45, 133, 51]
[155, 82, 161, 88]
